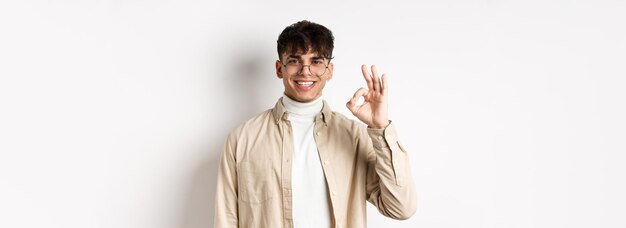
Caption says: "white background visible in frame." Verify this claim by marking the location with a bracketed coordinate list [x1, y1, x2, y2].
[1, 0, 625, 227]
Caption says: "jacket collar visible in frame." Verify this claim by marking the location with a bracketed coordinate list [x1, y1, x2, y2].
[272, 97, 331, 125]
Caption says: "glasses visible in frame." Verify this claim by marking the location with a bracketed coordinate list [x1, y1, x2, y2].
[281, 58, 330, 77]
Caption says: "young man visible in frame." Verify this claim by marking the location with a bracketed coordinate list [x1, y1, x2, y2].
[214, 20, 416, 228]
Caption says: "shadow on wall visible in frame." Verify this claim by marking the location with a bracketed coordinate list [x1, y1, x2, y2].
[179, 34, 274, 228]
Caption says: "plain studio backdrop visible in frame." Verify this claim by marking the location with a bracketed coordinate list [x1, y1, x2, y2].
[1, 0, 625, 227]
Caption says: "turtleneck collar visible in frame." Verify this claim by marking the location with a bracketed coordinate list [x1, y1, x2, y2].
[281, 94, 323, 118]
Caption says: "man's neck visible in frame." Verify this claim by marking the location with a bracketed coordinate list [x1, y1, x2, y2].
[282, 95, 323, 118]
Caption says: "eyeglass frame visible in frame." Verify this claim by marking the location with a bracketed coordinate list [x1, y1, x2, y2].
[279, 57, 332, 77]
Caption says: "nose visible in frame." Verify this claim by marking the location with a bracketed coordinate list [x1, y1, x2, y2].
[297, 65, 313, 76]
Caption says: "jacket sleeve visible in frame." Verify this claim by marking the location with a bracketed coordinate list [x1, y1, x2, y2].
[213, 131, 239, 227]
[364, 121, 417, 220]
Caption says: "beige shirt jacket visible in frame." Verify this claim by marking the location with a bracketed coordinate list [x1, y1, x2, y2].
[214, 98, 417, 228]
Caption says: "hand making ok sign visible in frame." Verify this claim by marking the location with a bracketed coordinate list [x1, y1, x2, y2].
[346, 65, 390, 129]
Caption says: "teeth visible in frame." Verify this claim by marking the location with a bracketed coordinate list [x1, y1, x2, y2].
[297, 81, 314, 85]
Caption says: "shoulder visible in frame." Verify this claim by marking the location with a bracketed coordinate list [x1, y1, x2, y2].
[327, 111, 368, 136]
[227, 109, 275, 141]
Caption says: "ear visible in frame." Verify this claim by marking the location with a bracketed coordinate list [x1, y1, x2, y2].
[326, 62, 334, 81]
[275, 60, 283, 79]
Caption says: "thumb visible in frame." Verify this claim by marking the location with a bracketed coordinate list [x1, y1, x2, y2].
[347, 87, 368, 114]
[346, 100, 358, 114]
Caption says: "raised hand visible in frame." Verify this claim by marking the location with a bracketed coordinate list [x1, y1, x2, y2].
[346, 65, 390, 129]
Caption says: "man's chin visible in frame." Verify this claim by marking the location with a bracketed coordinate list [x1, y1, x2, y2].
[290, 94, 320, 103]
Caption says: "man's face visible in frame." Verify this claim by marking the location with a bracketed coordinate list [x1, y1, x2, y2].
[275, 50, 334, 103]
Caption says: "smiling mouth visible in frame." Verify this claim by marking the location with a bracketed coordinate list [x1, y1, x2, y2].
[294, 80, 316, 90]
[296, 81, 314, 86]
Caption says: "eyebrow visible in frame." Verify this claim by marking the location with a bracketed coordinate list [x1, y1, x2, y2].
[287, 55, 325, 60]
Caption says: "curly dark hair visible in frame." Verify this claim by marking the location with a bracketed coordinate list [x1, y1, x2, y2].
[277, 20, 334, 61]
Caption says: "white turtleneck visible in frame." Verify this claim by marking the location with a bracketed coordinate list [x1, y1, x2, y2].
[282, 95, 331, 228]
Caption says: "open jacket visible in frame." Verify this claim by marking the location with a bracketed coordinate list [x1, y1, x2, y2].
[214, 98, 417, 228]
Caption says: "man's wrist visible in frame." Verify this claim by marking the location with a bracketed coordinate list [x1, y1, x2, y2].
[368, 120, 390, 129]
